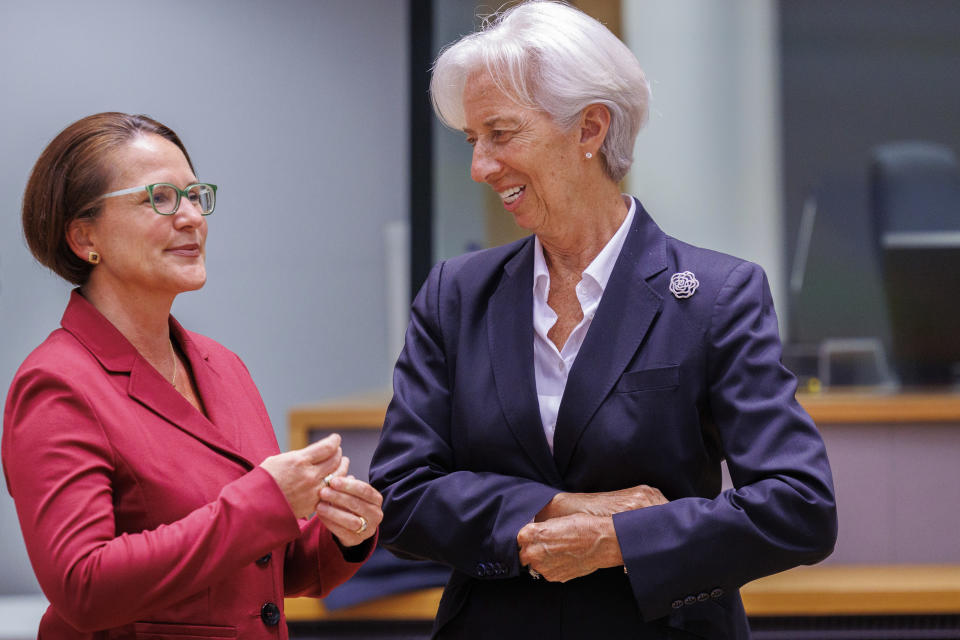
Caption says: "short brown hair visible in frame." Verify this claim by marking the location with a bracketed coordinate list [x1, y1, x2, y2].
[22, 112, 195, 285]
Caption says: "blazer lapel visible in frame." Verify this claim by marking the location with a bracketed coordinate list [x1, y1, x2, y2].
[168, 317, 254, 467]
[126, 360, 254, 469]
[488, 240, 563, 486]
[552, 201, 668, 475]
[62, 290, 255, 469]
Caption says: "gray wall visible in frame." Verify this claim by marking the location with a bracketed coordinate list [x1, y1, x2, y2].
[431, 0, 489, 261]
[624, 0, 785, 319]
[0, 0, 407, 595]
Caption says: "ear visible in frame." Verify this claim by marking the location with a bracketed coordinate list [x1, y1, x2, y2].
[66, 217, 97, 262]
[579, 103, 611, 155]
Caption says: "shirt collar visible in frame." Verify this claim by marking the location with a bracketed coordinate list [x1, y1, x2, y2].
[533, 195, 636, 300]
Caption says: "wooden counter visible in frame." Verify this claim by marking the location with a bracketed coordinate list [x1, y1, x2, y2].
[289, 391, 960, 446]
[740, 564, 960, 616]
[286, 565, 960, 620]
[797, 390, 960, 424]
[285, 588, 443, 621]
[286, 392, 960, 622]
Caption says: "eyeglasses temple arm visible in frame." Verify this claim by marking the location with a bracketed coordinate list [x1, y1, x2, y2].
[100, 185, 148, 200]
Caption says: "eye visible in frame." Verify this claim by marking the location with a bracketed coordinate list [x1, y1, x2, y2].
[149, 184, 178, 208]
[466, 136, 477, 146]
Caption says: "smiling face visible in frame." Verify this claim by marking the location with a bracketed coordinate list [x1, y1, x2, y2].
[462, 70, 584, 235]
[70, 134, 208, 302]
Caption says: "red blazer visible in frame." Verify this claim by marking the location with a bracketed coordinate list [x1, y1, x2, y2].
[2, 291, 372, 639]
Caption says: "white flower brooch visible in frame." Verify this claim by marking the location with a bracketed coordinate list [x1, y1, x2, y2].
[669, 271, 699, 299]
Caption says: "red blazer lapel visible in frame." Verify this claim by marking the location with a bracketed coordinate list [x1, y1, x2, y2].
[61, 290, 255, 468]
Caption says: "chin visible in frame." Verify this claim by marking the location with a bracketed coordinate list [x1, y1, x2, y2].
[180, 280, 206, 293]
[174, 269, 207, 293]
[511, 211, 540, 232]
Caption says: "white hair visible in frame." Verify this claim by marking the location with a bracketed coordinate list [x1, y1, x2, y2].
[430, 0, 650, 183]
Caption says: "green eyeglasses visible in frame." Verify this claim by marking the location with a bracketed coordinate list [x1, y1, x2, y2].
[100, 182, 218, 216]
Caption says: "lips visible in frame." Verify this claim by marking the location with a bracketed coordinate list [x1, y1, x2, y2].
[166, 243, 201, 257]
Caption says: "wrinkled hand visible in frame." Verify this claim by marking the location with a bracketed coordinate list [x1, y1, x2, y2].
[316, 471, 384, 547]
[536, 484, 668, 521]
[260, 434, 343, 518]
[517, 513, 622, 582]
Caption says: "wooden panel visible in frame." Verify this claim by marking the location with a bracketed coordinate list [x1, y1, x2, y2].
[286, 394, 960, 621]
[286, 565, 960, 621]
[287, 391, 390, 449]
[572, 0, 622, 38]
[285, 588, 443, 621]
[289, 392, 960, 447]
[798, 391, 960, 424]
[741, 565, 960, 616]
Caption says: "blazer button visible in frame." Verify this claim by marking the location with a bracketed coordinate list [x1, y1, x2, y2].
[711, 588, 724, 599]
[256, 553, 272, 566]
[697, 592, 710, 602]
[260, 602, 281, 626]
[476, 563, 488, 577]
[684, 595, 697, 606]
[671, 599, 684, 609]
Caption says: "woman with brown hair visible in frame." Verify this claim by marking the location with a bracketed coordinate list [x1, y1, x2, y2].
[3, 112, 382, 639]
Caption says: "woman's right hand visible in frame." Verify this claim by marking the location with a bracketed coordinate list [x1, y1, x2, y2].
[260, 434, 344, 518]
[535, 484, 668, 522]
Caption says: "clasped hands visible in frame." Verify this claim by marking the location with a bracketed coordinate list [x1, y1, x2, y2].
[517, 484, 667, 583]
[260, 434, 383, 547]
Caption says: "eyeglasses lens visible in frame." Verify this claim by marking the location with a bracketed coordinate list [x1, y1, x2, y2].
[187, 184, 216, 215]
[150, 184, 180, 214]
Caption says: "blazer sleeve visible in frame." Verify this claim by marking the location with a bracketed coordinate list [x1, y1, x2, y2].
[4, 366, 300, 632]
[282, 520, 376, 597]
[613, 261, 838, 621]
[370, 262, 559, 579]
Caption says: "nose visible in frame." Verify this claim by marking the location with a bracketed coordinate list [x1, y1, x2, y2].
[470, 140, 501, 184]
[173, 197, 205, 228]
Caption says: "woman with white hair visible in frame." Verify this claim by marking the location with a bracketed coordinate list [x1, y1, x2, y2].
[371, 2, 837, 638]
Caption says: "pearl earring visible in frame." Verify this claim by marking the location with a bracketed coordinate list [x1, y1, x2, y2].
[585, 152, 593, 159]
[87, 251, 100, 265]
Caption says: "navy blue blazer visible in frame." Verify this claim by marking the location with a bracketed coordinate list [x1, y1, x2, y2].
[370, 200, 837, 639]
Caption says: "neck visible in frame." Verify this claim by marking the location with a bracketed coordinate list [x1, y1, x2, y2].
[538, 185, 628, 276]
[80, 279, 176, 370]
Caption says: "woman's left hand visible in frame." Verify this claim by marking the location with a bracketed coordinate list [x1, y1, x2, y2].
[535, 484, 668, 521]
[517, 513, 623, 582]
[315, 471, 383, 547]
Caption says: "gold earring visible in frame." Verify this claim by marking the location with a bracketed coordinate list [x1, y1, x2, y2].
[87, 251, 100, 265]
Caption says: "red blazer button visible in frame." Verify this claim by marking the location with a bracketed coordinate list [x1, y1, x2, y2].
[261, 602, 281, 626]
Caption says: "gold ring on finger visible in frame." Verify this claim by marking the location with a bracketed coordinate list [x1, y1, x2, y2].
[354, 515, 368, 535]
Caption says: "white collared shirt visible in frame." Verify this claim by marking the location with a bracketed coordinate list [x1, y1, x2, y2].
[533, 196, 636, 453]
